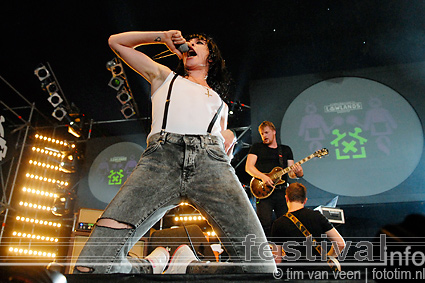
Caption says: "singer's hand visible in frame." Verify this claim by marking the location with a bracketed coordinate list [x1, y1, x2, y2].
[165, 30, 186, 59]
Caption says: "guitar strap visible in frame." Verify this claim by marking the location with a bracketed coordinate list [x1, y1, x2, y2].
[284, 212, 339, 272]
[277, 144, 284, 168]
[276, 145, 288, 189]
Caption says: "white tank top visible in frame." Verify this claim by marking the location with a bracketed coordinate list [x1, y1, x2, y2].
[148, 72, 228, 139]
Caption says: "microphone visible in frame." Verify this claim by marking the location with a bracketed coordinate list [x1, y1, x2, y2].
[176, 43, 189, 53]
[152, 43, 189, 60]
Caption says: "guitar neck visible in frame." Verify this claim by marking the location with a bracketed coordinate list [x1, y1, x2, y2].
[278, 154, 315, 178]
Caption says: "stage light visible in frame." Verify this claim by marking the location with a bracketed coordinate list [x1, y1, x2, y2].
[52, 106, 67, 121]
[31, 146, 64, 158]
[28, 160, 59, 171]
[65, 112, 84, 138]
[8, 247, 56, 258]
[12, 231, 58, 242]
[174, 214, 205, 222]
[68, 124, 81, 138]
[52, 192, 74, 216]
[34, 65, 50, 81]
[35, 134, 68, 147]
[116, 88, 132, 105]
[108, 76, 125, 90]
[107, 57, 139, 118]
[46, 81, 58, 95]
[121, 103, 136, 119]
[47, 93, 63, 107]
[59, 150, 77, 173]
[106, 58, 124, 77]
[18, 201, 51, 211]
[15, 215, 61, 227]
[25, 173, 69, 186]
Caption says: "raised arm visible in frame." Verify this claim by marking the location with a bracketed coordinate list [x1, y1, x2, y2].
[108, 30, 186, 93]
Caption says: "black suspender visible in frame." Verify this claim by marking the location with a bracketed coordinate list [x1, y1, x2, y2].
[160, 73, 179, 139]
[160, 73, 224, 140]
[207, 100, 224, 134]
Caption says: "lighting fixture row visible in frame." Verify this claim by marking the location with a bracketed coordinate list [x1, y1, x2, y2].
[22, 187, 58, 198]
[12, 231, 58, 242]
[25, 173, 69, 186]
[31, 147, 65, 158]
[34, 134, 69, 147]
[19, 201, 51, 211]
[15, 216, 61, 227]
[8, 247, 56, 258]
[29, 160, 60, 171]
[174, 215, 206, 222]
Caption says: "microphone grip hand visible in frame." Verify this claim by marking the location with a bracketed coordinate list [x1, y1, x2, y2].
[176, 43, 189, 53]
[168, 30, 187, 58]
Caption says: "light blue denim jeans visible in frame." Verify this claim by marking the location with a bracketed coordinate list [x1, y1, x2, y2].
[74, 132, 276, 274]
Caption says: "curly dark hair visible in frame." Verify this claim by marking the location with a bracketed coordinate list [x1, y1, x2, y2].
[175, 33, 232, 99]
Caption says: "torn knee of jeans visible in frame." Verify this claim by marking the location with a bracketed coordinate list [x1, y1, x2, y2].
[75, 266, 94, 273]
[96, 218, 135, 230]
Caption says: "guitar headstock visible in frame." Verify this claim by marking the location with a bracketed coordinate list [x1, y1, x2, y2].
[314, 148, 329, 158]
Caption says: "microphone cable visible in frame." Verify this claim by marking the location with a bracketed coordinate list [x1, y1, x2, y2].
[176, 199, 202, 261]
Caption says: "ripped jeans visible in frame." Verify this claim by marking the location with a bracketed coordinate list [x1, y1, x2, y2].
[73, 132, 276, 274]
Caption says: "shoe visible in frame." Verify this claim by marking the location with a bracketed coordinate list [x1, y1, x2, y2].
[145, 246, 170, 274]
[127, 257, 153, 274]
[163, 244, 198, 274]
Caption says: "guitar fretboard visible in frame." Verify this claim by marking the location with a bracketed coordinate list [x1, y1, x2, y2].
[280, 154, 315, 175]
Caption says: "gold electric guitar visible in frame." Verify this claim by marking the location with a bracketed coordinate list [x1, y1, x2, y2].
[250, 148, 328, 199]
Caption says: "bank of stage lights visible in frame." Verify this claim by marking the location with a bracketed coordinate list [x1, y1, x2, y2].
[22, 187, 58, 198]
[106, 57, 136, 119]
[12, 231, 58, 242]
[29, 160, 59, 171]
[8, 247, 56, 258]
[15, 216, 61, 227]
[173, 202, 216, 236]
[9, 133, 75, 260]
[25, 173, 69, 187]
[34, 134, 69, 146]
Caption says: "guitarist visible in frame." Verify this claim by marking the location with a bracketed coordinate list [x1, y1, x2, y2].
[246, 121, 303, 238]
[271, 183, 346, 271]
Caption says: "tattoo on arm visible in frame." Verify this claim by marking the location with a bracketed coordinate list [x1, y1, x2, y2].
[154, 36, 161, 42]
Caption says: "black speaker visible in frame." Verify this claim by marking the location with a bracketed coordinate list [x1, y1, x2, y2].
[147, 225, 215, 261]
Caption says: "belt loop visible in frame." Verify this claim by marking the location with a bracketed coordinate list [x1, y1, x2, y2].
[159, 130, 166, 144]
[200, 135, 205, 148]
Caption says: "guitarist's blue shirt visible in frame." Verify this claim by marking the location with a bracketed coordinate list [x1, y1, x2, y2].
[249, 143, 294, 184]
